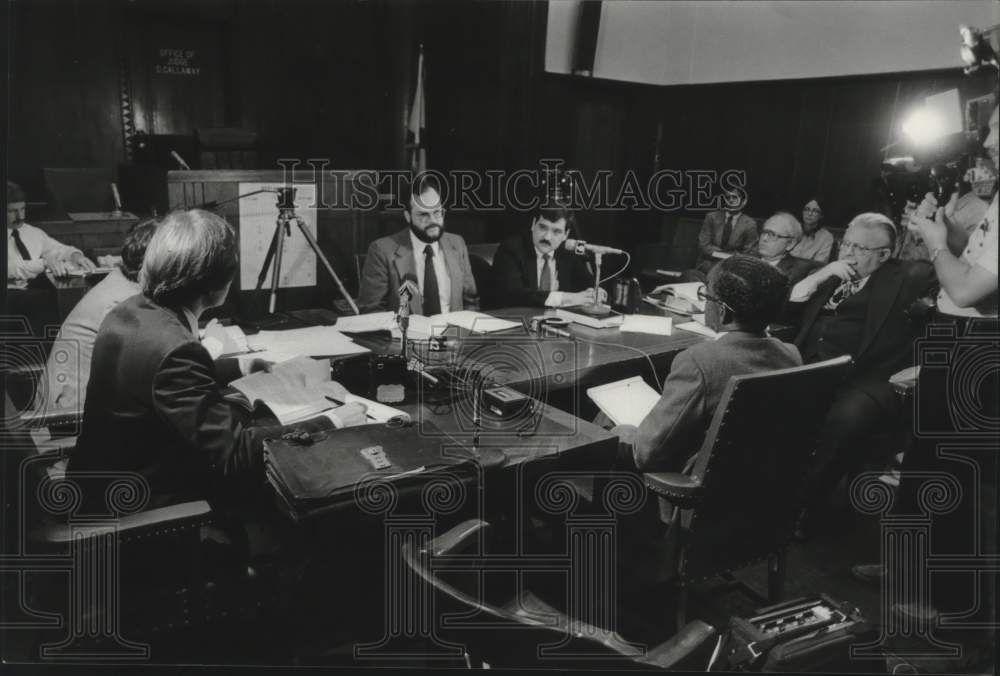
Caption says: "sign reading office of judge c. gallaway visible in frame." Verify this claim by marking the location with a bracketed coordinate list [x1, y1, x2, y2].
[155, 48, 201, 76]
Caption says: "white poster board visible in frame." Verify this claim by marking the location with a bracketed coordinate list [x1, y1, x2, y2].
[238, 182, 318, 290]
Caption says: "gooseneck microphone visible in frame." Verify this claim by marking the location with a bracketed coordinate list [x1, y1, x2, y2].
[563, 239, 626, 256]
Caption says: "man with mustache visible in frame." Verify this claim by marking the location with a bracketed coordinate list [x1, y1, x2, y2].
[357, 175, 478, 315]
[490, 204, 604, 308]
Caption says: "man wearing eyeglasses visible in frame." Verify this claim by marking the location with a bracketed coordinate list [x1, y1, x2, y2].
[756, 212, 819, 287]
[788, 212, 935, 536]
[614, 255, 801, 473]
[357, 175, 478, 315]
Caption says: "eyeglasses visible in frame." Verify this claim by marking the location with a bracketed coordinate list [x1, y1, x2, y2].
[803, 207, 822, 214]
[839, 240, 889, 255]
[697, 286, 734, 314]
[412, 207, 446, 224]
[760, 229, 795, 241]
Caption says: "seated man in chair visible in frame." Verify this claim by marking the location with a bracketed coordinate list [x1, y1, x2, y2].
[614, 255, 802, 473]
[788, 212, 935, 534]
[491, 204, 604, 308]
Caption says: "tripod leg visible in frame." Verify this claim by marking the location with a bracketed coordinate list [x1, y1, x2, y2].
[255, 225, 280, 292]
[293, 218, 360, 315]
[269, 221, 287, 314]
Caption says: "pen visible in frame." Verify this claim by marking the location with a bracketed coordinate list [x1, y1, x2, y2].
[324, 394, 345, 405]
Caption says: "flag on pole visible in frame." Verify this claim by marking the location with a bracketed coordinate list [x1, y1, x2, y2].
[407, 44, 427, 174]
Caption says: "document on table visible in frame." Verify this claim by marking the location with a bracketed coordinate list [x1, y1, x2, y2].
[407, 311, 520, 338]
[587, 376, 661, 427]
[619, 315, 672, 336]
[246, 325, 370, 357]
[229, 356, 343, 424]
[335, 311, 397, 333]
[676, 321, 722, 339]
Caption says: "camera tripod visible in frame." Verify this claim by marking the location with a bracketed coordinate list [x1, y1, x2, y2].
[254, 188, 359, 315]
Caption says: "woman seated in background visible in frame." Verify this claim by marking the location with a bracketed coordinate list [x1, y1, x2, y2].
[789, 198, 835, 263]
[68, 209, 366, 514]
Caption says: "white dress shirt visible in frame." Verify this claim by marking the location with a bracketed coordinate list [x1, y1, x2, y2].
[409, 229, 451, 315]
[7, 222, 81, 282]
[535, 247, 565, 307]
[937, 194, 998, 318]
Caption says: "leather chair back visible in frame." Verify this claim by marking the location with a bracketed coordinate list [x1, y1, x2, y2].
[677, 355, 853, 582]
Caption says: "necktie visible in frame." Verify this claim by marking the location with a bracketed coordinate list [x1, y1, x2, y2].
[422, 245, 441, 316]
[539, 254, 552, 292]
[826, 279, 861, 310]
[11, 230, 31, 260]
[720, 214, 734, 248]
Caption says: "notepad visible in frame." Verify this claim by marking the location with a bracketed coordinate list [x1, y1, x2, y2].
[587, 376, 660, 427]
[619, 315, 673, 336]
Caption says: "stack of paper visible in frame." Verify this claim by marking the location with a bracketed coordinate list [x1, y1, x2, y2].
[229, 356, 339, 424]
[554, 309, 624, 329]
[407, 311, 520, 338]
[335, 311, 397, 333]
[676, 321, 721, 338]
[619, 315, 672, 336]
[246, 325, 370, 357]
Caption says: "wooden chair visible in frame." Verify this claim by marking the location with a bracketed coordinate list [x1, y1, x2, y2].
[2, 385, 273, 661]
[642, 355, 853, 627]
[401, 518, 718, 670]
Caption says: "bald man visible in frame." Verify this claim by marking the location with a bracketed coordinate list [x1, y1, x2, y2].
[757, 212, 820, 287]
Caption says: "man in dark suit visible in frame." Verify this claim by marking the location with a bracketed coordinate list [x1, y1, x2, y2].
[357, 176, 478, 315]
[789, 212, 936, 529]
[757, 212, 820, 287]
[695, 189, 759, 274]
[491, 205, 604, 307]
[69, 210, 366, 513]
[614, 256, 802, 472]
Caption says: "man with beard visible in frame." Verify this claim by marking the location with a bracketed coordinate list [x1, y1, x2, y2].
[357, 175, 478, 314]
[490, 204, 603, 307]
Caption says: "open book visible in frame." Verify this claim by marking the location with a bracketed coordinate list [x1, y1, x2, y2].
[228, 356, 408, 425]
[407, 311, 520, 338]
[587, 376, 660, 427]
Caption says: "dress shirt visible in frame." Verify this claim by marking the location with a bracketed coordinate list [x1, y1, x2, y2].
[937, 194, 998, 318]
[7, 222, 82, 281]
[409, 229, 451, 314]
[535, 246, 564, 307]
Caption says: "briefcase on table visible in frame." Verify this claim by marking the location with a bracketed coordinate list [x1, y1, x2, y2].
[717, 594, 883, 673]
[264, 421, 474, 521]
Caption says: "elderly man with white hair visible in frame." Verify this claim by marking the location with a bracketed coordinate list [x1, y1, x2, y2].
[756, 211, 819, 287]
[789, 212, 936, 537]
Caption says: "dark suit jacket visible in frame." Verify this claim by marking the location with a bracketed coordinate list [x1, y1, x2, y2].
[774, 253, 821, 288]
[490, 233, 593, 307]
[357, 229, 479, 314]
[68, 295, 334, 511]
[792, 259, 936, 396]
[698, 210, 759, 262]
[632, 331, 802, 472]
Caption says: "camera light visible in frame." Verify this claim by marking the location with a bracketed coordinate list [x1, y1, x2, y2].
[902, 108, 946, 147]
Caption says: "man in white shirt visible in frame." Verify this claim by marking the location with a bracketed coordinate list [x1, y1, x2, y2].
[357, 176, 478, 315]
[7, 181, 95, 283]
[490, 205, 603, 307]
[37, 219, 158, 415]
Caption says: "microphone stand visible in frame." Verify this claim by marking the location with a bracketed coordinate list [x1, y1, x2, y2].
[397, 287, 412, 359]
[580, 250, 612, 317]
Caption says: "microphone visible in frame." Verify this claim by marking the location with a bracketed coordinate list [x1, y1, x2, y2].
[563, 239, 626, 256]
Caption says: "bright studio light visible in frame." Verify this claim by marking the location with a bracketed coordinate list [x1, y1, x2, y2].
[901, 107, 946, 147]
